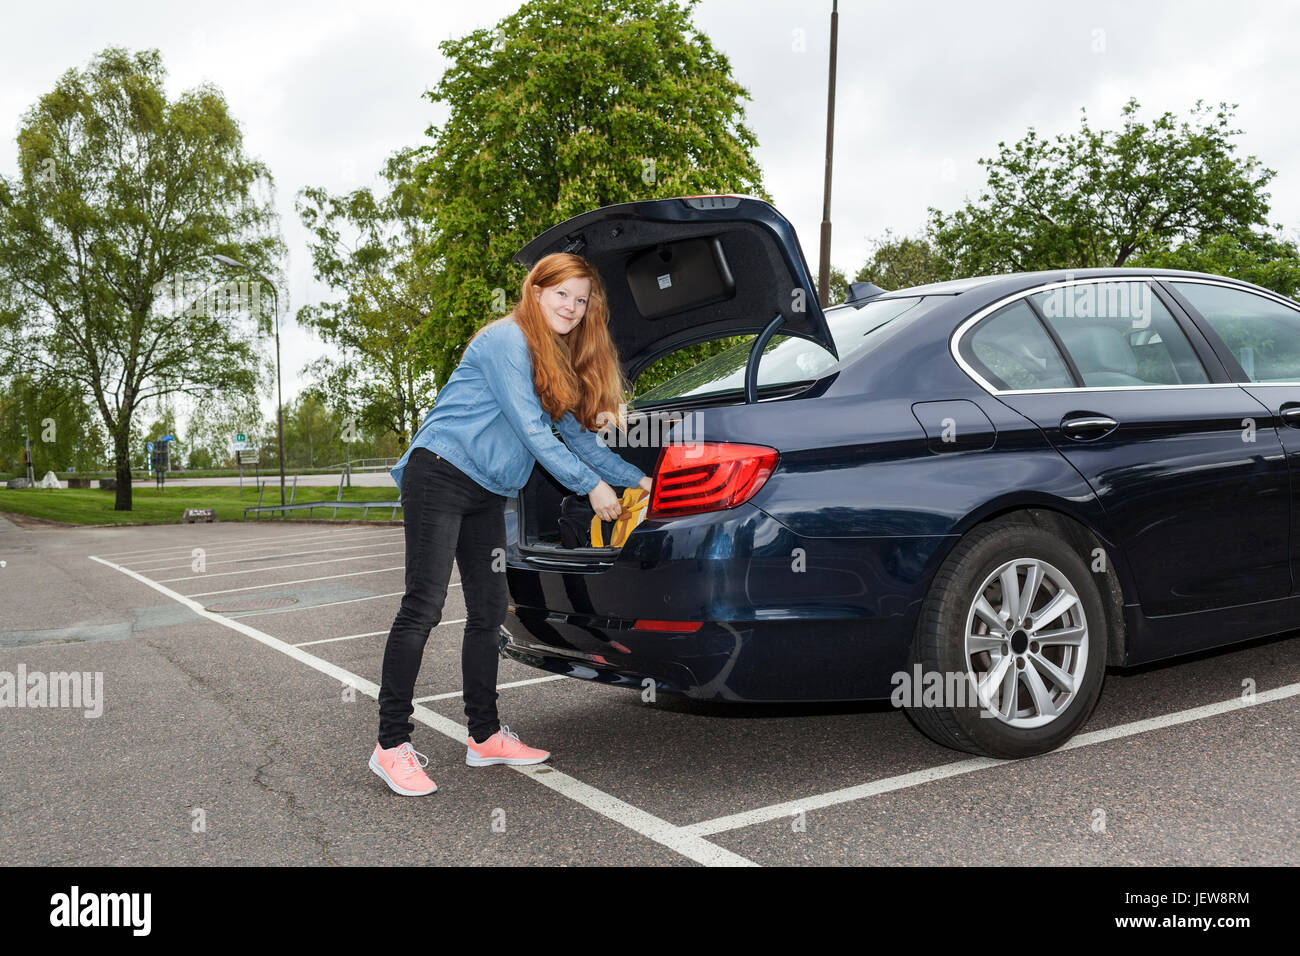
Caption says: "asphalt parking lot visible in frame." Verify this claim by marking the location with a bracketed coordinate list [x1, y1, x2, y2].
[1, 513, 1296, 866]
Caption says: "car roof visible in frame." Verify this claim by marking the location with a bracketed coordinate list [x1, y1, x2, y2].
[872, 267, 1283, 301]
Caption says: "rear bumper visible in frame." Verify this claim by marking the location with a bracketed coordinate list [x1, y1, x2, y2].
[502, 614, 915, 701]
[503, 504, 955, 701]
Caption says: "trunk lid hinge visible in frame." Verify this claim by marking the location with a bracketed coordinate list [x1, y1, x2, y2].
[745, 312, 786, 403]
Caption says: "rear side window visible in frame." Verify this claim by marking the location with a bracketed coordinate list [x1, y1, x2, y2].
[963, 301, 1073, 391]
[632, 296, 933, 406]
[1172, 282, 1300, 382]
[1031, 281, 1208, 387]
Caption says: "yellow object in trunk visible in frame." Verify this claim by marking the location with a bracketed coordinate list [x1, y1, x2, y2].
[591, 488, 650, 548]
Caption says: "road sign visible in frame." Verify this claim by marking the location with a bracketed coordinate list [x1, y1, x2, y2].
[146, 441, 154, 452]
[237, 432, 247, 442]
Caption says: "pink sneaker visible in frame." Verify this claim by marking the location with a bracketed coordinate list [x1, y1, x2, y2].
[465, 725, 551, 767]
[369, 742, 437, 795]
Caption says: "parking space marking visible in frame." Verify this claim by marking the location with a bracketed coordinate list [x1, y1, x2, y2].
[414, 674, 568, 703]
[124, 529, 401, 570]
[98, 526, 392, 561]
[231, 591, 408, 617]
[92, 526, 366, 559]
[293, 621, 466, 647]
[127, 530, 403, 571]
[186, 564, 407, 598]
[157, 549, 406, 583]
[296, 629, 390, 646]
[89, 553, 756, 868]
[147, 541, 405, 578]
[680, 682, 1300, 837]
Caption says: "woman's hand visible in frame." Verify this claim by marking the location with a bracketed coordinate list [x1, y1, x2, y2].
[637, 475, 653, 495]
[589, 480, 622, 521]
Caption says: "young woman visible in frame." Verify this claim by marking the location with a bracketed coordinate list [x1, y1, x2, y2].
[370, 252, 652, 796]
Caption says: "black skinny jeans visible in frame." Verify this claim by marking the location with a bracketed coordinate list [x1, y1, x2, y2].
[377, 447, 508, 747]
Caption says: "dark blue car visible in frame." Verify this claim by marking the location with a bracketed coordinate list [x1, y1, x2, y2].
[501, 195, 1300, 758]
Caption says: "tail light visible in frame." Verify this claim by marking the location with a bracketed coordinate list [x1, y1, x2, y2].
[649, 442, 779, 517]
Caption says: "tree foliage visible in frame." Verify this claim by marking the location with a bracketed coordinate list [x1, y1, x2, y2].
[0, 47, 282, 509]
[410, 0, 769, 397]
[853, 232, 954, 291]
[0, 372, 108, 476]
[182, 389, 268, 470]
[296, 148, 438, 447]
[928, 99, 1279, 275]
[1130, 229, 1300, 299]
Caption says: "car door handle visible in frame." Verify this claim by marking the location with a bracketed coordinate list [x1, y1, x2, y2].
[1060, 414, 1119, 440]
[1280, 402, 1300, 428]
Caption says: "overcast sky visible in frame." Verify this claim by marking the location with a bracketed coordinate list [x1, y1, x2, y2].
[4, 0, 1300, 426]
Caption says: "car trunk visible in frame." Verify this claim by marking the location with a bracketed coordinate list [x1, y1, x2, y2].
[514, 386, 814, 558]
[516, 450, 654, 557]
[515, 409, 679, 557]
[511, 195, 834, 558]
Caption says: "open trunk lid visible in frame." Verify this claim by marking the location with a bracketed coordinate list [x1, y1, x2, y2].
[513, 195, 838, 382]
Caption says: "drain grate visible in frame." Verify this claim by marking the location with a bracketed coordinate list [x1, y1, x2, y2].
[206, 596, 299, 613]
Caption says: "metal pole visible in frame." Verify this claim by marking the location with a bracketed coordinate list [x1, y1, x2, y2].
[818, 0, 839, 306]
[272, 286, 286, 508]
[23, 425, 34, 485]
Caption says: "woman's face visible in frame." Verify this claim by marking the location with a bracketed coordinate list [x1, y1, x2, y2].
[532, 276, 592, 337]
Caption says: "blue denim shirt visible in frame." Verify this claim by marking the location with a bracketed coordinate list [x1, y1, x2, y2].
[390, 318, 647, 498]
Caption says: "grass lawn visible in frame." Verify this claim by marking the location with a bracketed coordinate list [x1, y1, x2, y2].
[0, 484, 402, 526]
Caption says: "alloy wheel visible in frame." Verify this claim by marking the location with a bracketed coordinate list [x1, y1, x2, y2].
[963, 557, 1089, 728]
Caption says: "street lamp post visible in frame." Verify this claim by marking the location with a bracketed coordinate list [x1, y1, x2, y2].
[212, 254, 286, 507]
[818, 0, 840, 306]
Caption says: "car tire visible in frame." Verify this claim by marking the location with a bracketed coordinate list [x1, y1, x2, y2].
[905, 516, 1108, 759]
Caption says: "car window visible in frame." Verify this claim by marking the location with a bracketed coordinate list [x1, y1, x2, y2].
[963, 301, 1074, 391]
[1031, 281, 1208, 387]
[631, 296, 937, 406]
[1171, 282, 1300, 383]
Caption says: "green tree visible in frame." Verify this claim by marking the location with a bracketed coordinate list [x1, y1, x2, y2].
[1131, 229, 1300, 299]
[928, 99, 1278, 275]
[281, 391, 344, 469]
[184, 389, 268, 470]
[0, 372, 108, 476]
[297, 148, 438, 446]
[411, 0, 769, 394]
[0, 47, 282, 509]
[854, 231, 954, 291]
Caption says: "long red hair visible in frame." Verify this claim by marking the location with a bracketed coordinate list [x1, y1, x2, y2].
[471, 253, 628, 431]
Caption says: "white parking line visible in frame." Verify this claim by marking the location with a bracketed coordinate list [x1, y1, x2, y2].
[89, 554, 755, 867]
[141, 537, 405, 576]
[186, 565, 407, 598]
[228, 591, 408, 616]
[149, 546, 403, 582]
[128, 530, 403, 570]
[293, 621, 466, 647]
[295, 630, 389, 647]
[93, 525, 365, 559]
[97, 525, 390, 560]
[680, 682, 1300, 837]
[414, 674, 568, 703]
